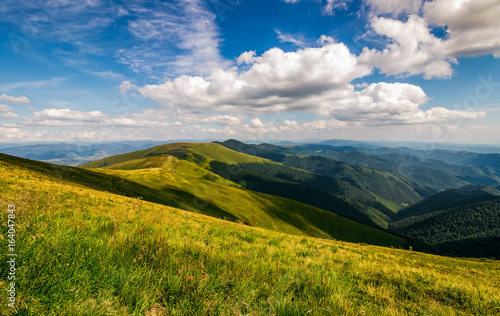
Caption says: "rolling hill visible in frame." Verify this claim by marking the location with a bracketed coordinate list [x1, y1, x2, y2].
[389, 185, 500, 259]
[1, 148, 499, 315]
[84, 142, 401, 228]
[213, 140, 440, 225]
[0, 152, 406, 248]
[216, 139, 433, 204]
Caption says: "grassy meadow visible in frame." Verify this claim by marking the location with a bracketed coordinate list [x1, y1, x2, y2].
[0, 154, 499, 315]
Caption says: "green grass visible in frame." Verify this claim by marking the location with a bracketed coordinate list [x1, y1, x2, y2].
[1, 153, 407, 247]
[85, 142, 404, 228]
[83, 142, 266, 169]
[1, 154, 499, 315]
[87, 148, 406, 244]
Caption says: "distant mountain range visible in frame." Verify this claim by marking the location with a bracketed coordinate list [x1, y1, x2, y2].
[216, 140, 500, 191]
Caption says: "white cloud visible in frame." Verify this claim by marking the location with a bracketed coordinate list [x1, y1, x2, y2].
[0, 104, 19, 119]
[365, 0, 422, 16]
[0, 94, 30, 105]
[140, 38, 372, 114]
[322, 0, 351, 15]
[423, 0, 500, 58]
[250, 118, 264, 128]
[0, 127, 47, 142]
[360, 0, 500, 78]
[275, 29, 306, 48]
[359, 15, 455, 79]
[282, 0, 351, 15]
[33, 109, 108, 122]
[237, 51, 257, 65]
[119, 81, 138, 95]
[139, 39, 484, 125]
[303, 118, 350, 130]
[200, 115, 240, 126]
[121, 0, 228, 75]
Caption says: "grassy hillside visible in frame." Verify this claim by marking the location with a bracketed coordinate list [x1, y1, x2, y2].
[84, 142, 265, 169]
[1, 154, 499, 315]
[217, 140, 432, 206]
[85, 143, 400, 228]
[389, 187, 500, 259]
[1, 153, 406, 248]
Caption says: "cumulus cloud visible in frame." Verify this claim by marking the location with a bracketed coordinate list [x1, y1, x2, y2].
[365, 0, 422, 16]
[0, 94, 30, 105]
[250, 118, 264, 128]
[423, 0, 500, 58]
[140, 38, 372, 114]
[119, 81, 138, 95]
[0, 127, 47, 142]
[360, 0, 500, 78]
[139, 39, 482, 125]
[0, 104, 19, 119]
[359, 15, 455, 79]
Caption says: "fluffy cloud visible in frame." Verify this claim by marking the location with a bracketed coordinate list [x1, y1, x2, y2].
[0, 94, 30, 105]
[395, 107, 486, 124]
[140, 38, 372, 114]
[359, 15, 455, 79]
[250, 118, 264, 128]
[200, 115, 240, 126]
[119, 81, 138, 95]
[139, 39, 482, 125]
[423, 0, 500, 58]
[0, 104, 19, 119]
[360, 0, 500, 78]
[365, 0, 422, 16]
[0, 127, 47, 142]
[33, 109, 108, 122]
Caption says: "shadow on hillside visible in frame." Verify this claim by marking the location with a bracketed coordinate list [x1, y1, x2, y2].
[435, 237, 500, 260]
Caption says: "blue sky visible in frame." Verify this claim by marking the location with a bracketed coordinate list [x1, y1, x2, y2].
[1, 0, 499, 144]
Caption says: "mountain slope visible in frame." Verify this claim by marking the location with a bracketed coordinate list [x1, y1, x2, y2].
[1, 150, 499, 315]
[85, 142, 404, 228]
[396, 185, 500, 219]
[216, 140, 433, 206]
[228, 141, 500, 191]
[389, 186, 500, 259]
[0, 152, 406, 247]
